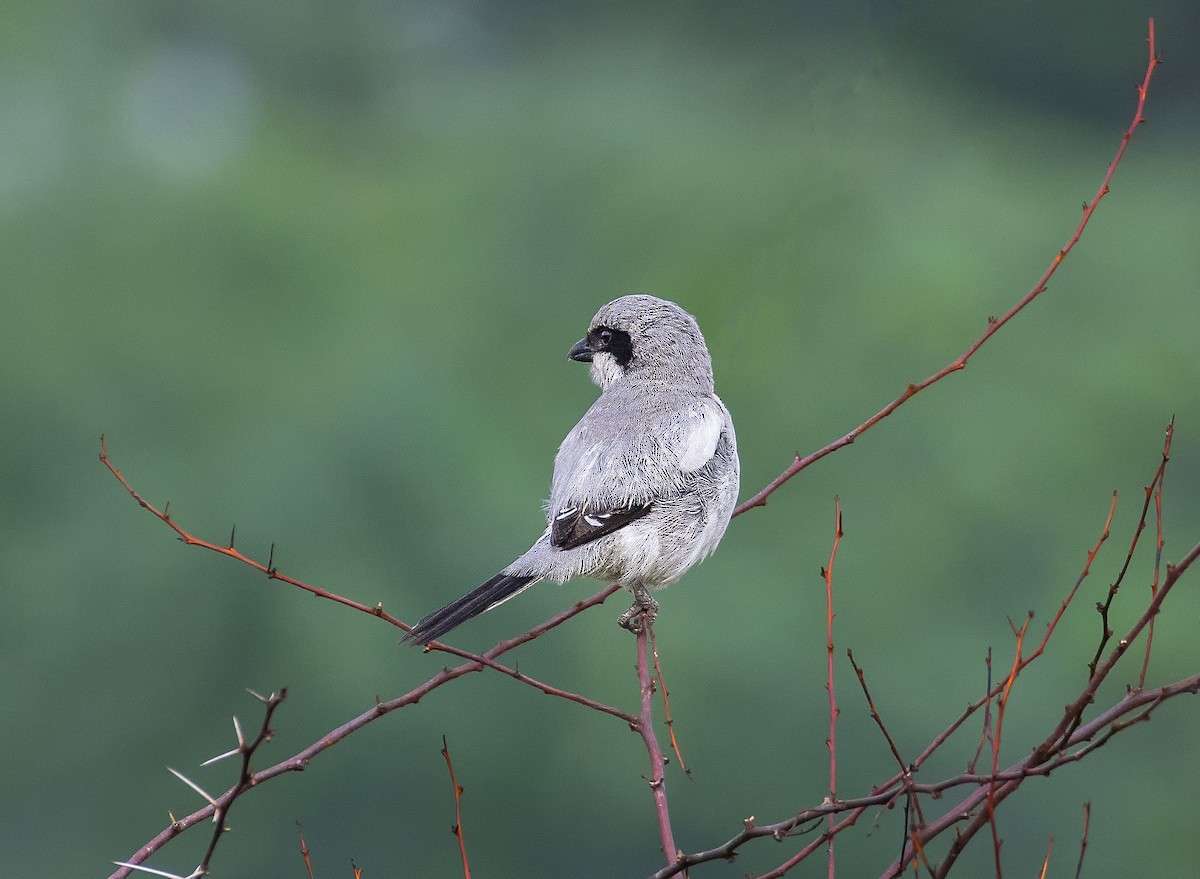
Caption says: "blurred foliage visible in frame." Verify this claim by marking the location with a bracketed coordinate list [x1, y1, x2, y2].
[2, 1, 1198, 876]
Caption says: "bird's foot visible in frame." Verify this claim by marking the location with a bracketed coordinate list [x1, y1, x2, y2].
[618, 586, 659, 634]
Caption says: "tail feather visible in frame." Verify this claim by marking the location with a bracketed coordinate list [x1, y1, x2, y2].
[402, 572, 539, 645]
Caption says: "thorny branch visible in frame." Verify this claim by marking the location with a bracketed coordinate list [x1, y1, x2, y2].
[103, 570, 623, 879]
[650, 421, 1200, 879]
[113, 689, 286, 879]
[647, 676, 1200, 879]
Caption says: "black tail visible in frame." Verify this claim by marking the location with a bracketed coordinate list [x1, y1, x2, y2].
[402, 572, 538, 645]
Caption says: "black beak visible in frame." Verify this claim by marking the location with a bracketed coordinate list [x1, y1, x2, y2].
[568, 337, 594, 362]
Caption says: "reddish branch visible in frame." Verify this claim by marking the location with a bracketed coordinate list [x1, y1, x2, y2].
[988, 615, 1032, 878]
[1140, 420, 1172, 687]
[115, 690, 286, 879]
[1074, 802, 1091, 879]
[1090, 421, 1173, 679]
[821, 499, 843, 879]
[890, 422, 1187, 878]
[847, 649, 927, 841]
[636, 624, 679, 867]
[648, 675, 1200, 879]
[1037, 838, 1054, 879]
[441, 737, 472, 879]
[102, 432, 682, 877]
[104, 570, 624, 879]
[912, 548, 1200, 878]
[100, 435, 633, 723]
[653, 430, 1200, 879]
[100, 436, 404, 624]
[649, 627, 690, 777]
[298, 825, 314, 879]
[104, 431, 1200, 879]
[732, 19, 1161, 520]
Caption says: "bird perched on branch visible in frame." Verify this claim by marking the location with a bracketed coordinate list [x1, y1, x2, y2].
[403, 294, 739, 645]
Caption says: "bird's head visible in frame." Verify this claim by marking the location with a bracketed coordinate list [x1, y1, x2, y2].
[568, 295, 715, 392]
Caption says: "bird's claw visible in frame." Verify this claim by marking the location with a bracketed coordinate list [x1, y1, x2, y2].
[618, 587, 659, 634]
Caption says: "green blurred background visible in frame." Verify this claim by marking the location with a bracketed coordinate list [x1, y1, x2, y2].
[3, 1, 1199, 876]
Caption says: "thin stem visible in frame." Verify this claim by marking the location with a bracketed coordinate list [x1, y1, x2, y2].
[636, 624, 678, 867]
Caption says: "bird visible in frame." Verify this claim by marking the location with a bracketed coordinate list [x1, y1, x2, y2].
[402, 294, 739, 646]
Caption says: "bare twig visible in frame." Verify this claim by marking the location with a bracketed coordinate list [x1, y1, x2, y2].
[915, 533, 1200, 878]
[101, 435, 634, 722]
[652, 514, 1200, 879]
[198, 689, 285, 875]
[114, 690, 287, 879]
[635, 623, 679, 868]
[649, 627, 690, 777]
[822, 498, 844, 879]
[968, 648, 995, 775]
[107, 585, 619, 878]
[988, 616, 1032, 878]
[1088, 421, 1173, 679]
[648, 666, 1196, 879]
[847, 651, 908, 790]
[1140, 419, 1173, 687]
[731, 19, 1161, 519]
[100, 436, 402, 624]
[441, 737, 472, 879]
[1074, 803, 1091, 879]
[847, 650, 926, 836]
[298, 824, 315, 879]
[1038, 837, 1054, 879]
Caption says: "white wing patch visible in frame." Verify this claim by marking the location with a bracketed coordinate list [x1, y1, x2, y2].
[676, 402, 723, 472]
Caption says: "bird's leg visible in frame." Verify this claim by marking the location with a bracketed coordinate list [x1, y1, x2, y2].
[617, 583, 659, 634]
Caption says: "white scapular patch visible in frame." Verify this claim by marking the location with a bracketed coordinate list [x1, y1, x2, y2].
[676, 403, 723, 472]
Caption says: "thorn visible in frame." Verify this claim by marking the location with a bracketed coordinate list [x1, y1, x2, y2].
[267, 543, 276, 575]
[112, 862, 193, 879]
[201, 747, 241, 767]
[167, 767, 218, 807]
[229, 524, 236, 549]
[233, 715, 245, 748]
[247, 688, 268, 703]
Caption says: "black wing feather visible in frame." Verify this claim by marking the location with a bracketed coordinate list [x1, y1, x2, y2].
[551, 503, 652, 550]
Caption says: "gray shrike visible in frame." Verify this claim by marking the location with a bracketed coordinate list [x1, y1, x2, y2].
[403, 294, 739, 645]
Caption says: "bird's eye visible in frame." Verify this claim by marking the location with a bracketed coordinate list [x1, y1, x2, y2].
[589, 326, 633, 366]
